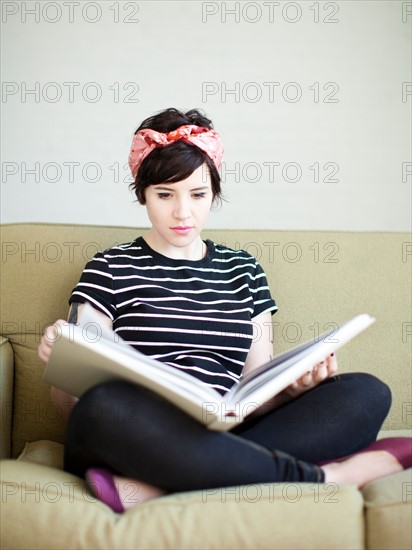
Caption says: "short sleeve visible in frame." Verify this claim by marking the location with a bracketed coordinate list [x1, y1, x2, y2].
[69, 252, 116, 320]
[251, 260, 278, 319]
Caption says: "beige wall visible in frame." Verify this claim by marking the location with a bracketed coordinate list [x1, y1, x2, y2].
[1, 1, 411, 231]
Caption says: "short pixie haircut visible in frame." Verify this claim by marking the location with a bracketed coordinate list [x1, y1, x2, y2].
[129, 108, 223, 205]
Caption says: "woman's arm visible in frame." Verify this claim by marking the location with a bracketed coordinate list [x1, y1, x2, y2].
[38, 303, 113, 421]
[242, 311, 274, 377]
[242, 312, 292, 413]
[242, 312, 339, 415]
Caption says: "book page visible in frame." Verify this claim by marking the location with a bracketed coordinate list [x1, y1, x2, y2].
[226, 314, 375, 406]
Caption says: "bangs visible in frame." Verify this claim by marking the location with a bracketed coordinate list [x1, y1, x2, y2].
[139, 142, 205, 185]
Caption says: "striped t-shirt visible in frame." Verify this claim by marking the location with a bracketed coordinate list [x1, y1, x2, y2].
[69, 236, 278, 395]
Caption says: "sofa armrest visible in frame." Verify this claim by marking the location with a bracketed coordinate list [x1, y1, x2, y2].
[0, 337, 14, 459]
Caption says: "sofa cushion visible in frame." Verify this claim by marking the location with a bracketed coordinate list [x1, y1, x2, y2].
[17, 440, 64, 470]
[1, 459, 365, 550]
[362, 468, 412, 550]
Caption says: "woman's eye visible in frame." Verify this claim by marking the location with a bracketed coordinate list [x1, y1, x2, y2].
[193, 193, 206, 199]
[157, 193, 171, 199]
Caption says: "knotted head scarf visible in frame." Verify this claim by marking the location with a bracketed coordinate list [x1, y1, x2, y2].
[129, 124, 224, 180]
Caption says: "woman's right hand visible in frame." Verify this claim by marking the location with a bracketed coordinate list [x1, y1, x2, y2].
[38, 319, 68, 363]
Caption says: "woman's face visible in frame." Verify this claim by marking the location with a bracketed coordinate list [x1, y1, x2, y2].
[144, 163, 214, 258]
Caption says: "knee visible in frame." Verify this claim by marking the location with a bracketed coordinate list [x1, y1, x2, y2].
[67, 380, 149, 438]
[370, 374, 392, 414]
[342, 372, 392, 415]
[357, 372, 391, 402]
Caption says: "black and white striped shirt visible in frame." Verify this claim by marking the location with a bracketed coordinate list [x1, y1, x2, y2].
[69, 236, 277, 395]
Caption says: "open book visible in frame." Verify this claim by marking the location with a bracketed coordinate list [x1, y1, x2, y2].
[43, 303, 375, 431]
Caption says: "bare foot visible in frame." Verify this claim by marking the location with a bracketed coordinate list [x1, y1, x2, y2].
[322, 450, 403, 488]
[112, 476, 167, 510]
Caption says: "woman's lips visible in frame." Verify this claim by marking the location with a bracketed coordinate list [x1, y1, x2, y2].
[171, 226, 193, 235]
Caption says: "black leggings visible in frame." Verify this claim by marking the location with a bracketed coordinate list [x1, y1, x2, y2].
[64, 373, 391, 491]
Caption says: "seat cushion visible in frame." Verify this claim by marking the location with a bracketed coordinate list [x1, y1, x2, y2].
[17, 440, 64, 470]
[1, 458, 365, 550]
[362, 468, 412, 550]
[8, 438, 410, 549]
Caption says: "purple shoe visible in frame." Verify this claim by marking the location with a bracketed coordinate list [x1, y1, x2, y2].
[316, 437, 412, 468]
[85, 468, 124, 513]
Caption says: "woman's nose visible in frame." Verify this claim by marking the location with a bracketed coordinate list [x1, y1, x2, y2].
[173, 199, 191, 220]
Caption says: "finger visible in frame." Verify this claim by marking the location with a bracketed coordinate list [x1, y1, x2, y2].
[326, 353, 338, 375]
[38, 338, 53, 362]
[284, 383, 303, 398]
[44, 321, 65, 343]
[314, 360, 328, 381]
[40, 334, 52, 348]
[326, 355, 338, 377]
[44, 326, 58, 343]
[38, 341, 51, 363]
[301, 371, 313, 386]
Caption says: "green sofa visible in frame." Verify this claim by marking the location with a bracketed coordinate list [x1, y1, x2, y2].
[1, 223, 411, 550]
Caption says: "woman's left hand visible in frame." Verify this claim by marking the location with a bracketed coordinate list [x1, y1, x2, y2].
[283, 353, 338, 399]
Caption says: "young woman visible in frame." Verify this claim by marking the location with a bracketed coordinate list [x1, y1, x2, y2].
[38, 108, 411, 513]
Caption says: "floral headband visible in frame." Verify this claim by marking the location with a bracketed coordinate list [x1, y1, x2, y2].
[128, 124, 224, 180]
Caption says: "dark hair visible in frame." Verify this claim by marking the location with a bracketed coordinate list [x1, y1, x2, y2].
[129, 108, 222, 205]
